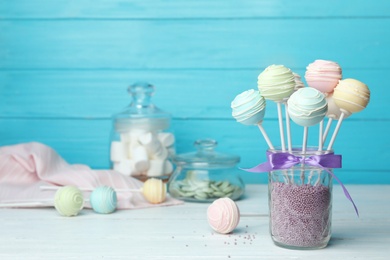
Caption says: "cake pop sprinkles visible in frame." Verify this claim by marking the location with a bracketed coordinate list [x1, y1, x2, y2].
[270, 182, 331, 248]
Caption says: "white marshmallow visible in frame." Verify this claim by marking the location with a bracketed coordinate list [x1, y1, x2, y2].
[120, 133, 130, 143]
[157, 132, 175, 147]
[113, 160, 134, 176]
[164, 160, 174, 175]
[147, 159, 165, 177]
[138, 132, 167, 159]
[131, 146, 150, 172]
[110, 141, 127, 162]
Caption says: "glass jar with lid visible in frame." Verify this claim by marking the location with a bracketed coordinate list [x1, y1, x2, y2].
[168, 139, 245, 202]
[110, 82, 175, 181]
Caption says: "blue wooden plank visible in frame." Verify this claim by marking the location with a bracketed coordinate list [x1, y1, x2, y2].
[1, 0, 389, 19]
[0, 118, 388, 184]
[1, 19, 389, 69]
[0, 69, 385, 119]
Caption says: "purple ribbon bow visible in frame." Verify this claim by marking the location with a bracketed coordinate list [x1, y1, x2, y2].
[242, 152, 359, 217]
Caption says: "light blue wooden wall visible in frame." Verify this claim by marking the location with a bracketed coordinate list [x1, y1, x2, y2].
[1, 0, 389, 184]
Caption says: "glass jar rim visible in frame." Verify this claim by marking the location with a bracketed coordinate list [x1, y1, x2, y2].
[267, 146, 334, 156]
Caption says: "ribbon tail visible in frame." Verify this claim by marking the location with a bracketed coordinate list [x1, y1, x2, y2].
[323, 168, 359, 217]
[240, 161, 273, 173]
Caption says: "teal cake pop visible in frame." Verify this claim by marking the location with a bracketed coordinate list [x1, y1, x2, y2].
[90, 186, 118, 214]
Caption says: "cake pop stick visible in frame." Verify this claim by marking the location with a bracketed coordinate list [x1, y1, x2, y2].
[0, 200, 53, 208]
[322, 93, 351, 145]
[257, 65, 296, 151]
[0, 186, 85, 217]
[322, 117, 333, 144]
[284, 101, 292, 152]
[327, 79, 370, 151]
[302, 126, 308, 155]
[231, 89, 274, 149]
[318, 120, 324, 151]
[276, 102, 286, 151]
[326, 111, 347, 151]
[257, 122, 274, 150]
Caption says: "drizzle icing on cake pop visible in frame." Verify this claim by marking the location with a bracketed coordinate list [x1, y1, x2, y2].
[207, 198, 240, 234]
[90, 186, 117, 214]
[142, 178, 166, 204]
[332, 78, 370, 115]
[305, 60, 342, 93]
[287, 88, 328, 127]
[231, 89, 266, 125]
[257, 65, 296, 101]
[54, 186, 84, 217]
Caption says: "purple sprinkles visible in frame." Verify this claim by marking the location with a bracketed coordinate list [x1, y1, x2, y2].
[270, 182, 331, 248]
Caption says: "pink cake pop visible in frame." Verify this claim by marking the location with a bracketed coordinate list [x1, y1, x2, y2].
[207, 198, 240, 234]
[305, 59, 342, 151]
[305, 60, 342, 93]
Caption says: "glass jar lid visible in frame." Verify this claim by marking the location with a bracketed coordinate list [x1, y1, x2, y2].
[172, 139, 240, 168]
[112, 81, 171, 133]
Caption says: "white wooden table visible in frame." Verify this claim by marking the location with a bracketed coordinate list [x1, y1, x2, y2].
[0, 185, 389, 259]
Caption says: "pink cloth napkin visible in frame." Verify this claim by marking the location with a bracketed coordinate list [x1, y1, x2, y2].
[0, 142, 183, 209]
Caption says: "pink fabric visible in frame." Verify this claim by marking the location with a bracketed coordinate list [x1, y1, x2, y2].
[0, 142, 182, 209]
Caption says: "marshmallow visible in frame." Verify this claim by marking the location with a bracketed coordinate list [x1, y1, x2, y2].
[164, 160, 174, 175]
[131, 146, 150, 172]
[113, 160, 134, 176]
[147, 160, 165, 177]
[158, 132, 175, 147]
[110, 141, 127, 162]
[138, 132, 168, 159]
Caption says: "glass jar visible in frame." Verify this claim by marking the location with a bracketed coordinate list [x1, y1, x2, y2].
[268, 147, 333, 250]
[168, 139, 244, 202]
[110, 82, 175, 181]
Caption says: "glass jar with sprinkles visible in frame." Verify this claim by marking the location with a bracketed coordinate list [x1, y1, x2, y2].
[168, 139, 244, 202]
[268, 147, 333, 250]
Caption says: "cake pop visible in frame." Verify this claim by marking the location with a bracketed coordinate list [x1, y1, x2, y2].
[305, 59, 342, 151]
[258, 65, 296, 151]
[54, 186, 84, 217]
[287, 88, 328, 153]
[327, 78, 370, 150]
[231, 89, 274, 149]
[89, 186, 117, 214]
[207, 198, 240, 234]
[41, 177, 167, 205]
[141, 178, 167, 204]
[305, 60, 342, 93]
